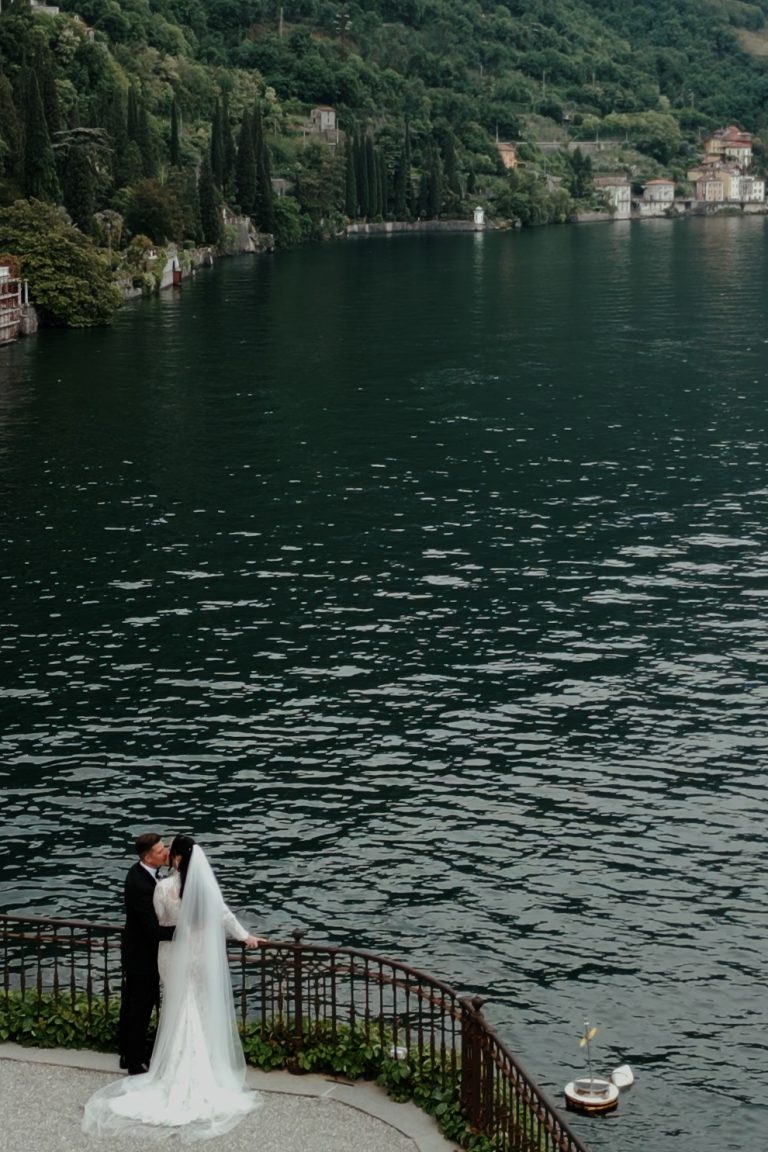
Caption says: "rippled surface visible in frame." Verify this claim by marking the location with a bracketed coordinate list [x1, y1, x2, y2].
[2, 219, 768, 1151]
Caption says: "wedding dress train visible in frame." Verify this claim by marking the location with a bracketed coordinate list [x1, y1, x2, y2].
[82, 846, 262, 1143]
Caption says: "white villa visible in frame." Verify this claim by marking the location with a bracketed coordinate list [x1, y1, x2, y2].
[593, 175, 631, 219]
[634, 178, 676, 216]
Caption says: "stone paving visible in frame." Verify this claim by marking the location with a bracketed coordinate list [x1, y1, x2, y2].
[0, 1044, 457, 1152]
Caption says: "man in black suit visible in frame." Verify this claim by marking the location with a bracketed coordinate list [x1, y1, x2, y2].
[117, 832, 175, 1074]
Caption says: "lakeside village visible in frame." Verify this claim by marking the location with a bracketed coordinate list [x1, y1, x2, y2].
[557, 123, 765, 221]
[0, 112, 764, 346]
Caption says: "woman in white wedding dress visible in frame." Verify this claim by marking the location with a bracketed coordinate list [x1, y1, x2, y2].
[83, 836, 264, 1144]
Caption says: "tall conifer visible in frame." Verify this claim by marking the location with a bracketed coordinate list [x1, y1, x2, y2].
[221, 93, 236, 199]
[378, 151, 388, 218]
[169, 97, 181, 167]
[393, 147, 408, 219]
[404, 121, 415, 216]
[122, 140, 144, 186]
[442, 131, 461, 202]
[235, 108, 256, 215]
[127, 84, 139, 142]
[22, 70, 59, 202]
[252, 101, 275, 233]
[428, 145, 443, 218]
[199, 153, 222, 245]
[210, 101, 224, 190]
[137, 103, 157, 178]
[354, 130, 367, 216]
[103, 85, 129, 190]
[62, 142, 96, 233]
[365, 134, 376, 217]
[33, 42, 60, 137]
[0, 75, 21, 181]
[345, 142, 357, 217]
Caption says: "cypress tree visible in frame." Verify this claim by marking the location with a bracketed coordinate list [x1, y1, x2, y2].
[427, 143, 443, 219]
[122, 140, 144, 186]
[210, 101, 224, 191]
[252, 101, 275, 233]
[137, 103, 157, 178]
[235, 108, 257, 215]
[393, 147, 408, 219]
[221, 93, 236, 200]
[378, 150, 388, 218]
[167, 166, 202, 243]
[0, 75, 21, 180]
[365, 134, 376, 217]
[127, 84, 139, 143]
[22, 70, 60, 202]
[404, 121, 415, 217]
[354, 130, 367, 216]
[62, 142, 96, 233]
[102, 85, 129, 190]
[199, 154, 222, 245]
[34, 43, 60, 137]
[345, 141, 357, 217]
[169, 97, 181, 167]
[416, 170, 429, 218]
[442, 131, 461, 201]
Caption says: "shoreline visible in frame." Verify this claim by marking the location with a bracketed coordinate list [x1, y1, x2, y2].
[8, 202, 767, 343]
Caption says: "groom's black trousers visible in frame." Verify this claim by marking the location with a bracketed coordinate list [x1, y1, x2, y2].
[118, 972, 160, 1066]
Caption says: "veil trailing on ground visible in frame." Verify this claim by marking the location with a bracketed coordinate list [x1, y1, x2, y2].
[82, 846, 261, 1144]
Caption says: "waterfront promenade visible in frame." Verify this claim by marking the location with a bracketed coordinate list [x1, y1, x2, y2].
[0, 1043, 456, 1152]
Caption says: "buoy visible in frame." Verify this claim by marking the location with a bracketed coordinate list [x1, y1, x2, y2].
[564, 1020, 621, 1114]
[564, 1078, 619, 1114]
[611, 1065, 634, 1089]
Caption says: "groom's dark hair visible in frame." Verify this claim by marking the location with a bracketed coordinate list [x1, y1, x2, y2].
[134, 832, 162, 858]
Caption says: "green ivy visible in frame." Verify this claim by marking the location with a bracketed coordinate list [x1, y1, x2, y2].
[0, 992, 120, 1051]
[0, 995, 524, 1152]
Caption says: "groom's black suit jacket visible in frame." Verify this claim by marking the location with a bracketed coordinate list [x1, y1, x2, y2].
[121, 862, 175, 977]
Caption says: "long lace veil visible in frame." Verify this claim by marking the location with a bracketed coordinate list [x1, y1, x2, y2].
[82, 845, 261, 1143]
[151, 845, 246, 1088]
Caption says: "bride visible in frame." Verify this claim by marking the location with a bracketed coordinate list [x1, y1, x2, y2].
[83, 835, 264, 1143]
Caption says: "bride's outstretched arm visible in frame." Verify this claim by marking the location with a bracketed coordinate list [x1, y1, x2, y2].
[221, 902, 264, 946]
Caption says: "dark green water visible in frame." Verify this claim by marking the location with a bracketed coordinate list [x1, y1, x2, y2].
[3, 220, 768, 1152]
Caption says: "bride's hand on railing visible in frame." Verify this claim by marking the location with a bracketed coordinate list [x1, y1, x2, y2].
[243, 935, 264, 948]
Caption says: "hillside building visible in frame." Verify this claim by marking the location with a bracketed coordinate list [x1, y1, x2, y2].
[703, 125, 753, 170]
[593, 175, 631, 218]
[635, 178, 676, 216]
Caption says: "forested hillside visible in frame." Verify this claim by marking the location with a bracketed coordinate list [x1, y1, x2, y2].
[1, 0, 768, 322]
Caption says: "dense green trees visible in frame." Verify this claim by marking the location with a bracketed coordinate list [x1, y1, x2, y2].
[0, 199, 121, 325]
[0, 0, 766, 328]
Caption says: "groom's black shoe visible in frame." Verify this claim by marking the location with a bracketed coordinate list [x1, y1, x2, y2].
[127, 1062, 149, 1075]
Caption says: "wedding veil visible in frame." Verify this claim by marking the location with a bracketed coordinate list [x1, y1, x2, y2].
[82, 845, 261, 1143]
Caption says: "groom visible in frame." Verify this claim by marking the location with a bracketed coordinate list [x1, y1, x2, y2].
[118, 832, 176, 1075]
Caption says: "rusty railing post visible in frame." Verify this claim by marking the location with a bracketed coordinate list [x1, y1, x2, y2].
[460, 994, 485, 1126]
[291, 928, 306, 1049]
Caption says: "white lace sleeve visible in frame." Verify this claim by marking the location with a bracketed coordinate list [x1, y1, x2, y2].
[153, 877, 179, 926]
[221, 903, 249, 941]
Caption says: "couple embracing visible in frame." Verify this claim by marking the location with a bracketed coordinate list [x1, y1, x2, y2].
[83, 832, 264, 1143]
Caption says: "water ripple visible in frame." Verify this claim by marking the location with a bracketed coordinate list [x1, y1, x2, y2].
[3, 224, 768, 1152]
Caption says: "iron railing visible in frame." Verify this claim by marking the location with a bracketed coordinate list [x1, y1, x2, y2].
[0, 913, 590, 1152]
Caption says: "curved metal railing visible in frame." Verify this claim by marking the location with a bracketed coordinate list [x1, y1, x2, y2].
[0, 913, 590, 1152]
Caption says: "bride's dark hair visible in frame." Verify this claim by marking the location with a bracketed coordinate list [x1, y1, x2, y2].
[170, 834, 196, 897]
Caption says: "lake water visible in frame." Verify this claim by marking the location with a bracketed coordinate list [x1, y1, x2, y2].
[2, 219, 768, 1152]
